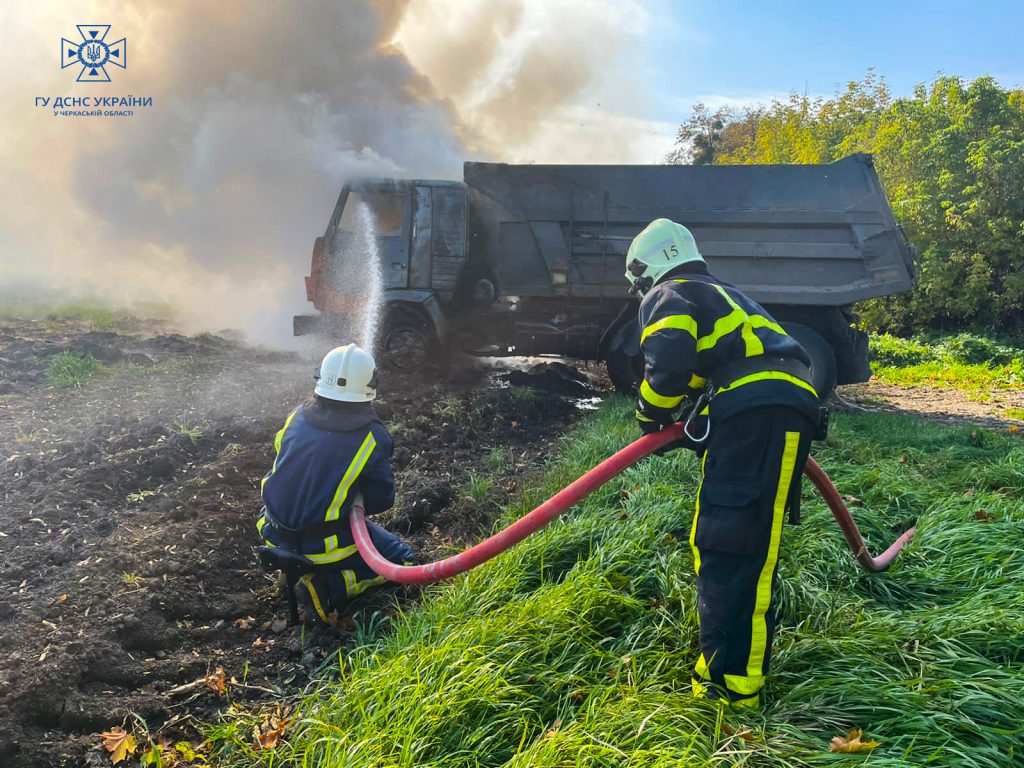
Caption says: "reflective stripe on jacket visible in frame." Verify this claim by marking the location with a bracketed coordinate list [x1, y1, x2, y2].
[638, 270, 818, 423]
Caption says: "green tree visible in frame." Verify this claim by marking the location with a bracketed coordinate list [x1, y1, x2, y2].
[665, 102, 733, 165]
[670, 73, 1024, 333]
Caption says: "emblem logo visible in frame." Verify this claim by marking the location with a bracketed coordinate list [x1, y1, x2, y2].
[61, 25, 126, 83]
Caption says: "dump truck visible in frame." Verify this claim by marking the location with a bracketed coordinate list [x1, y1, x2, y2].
[295, 153, 915, 398]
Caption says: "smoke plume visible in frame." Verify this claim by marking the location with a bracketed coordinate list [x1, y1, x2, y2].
[0, 1, 661, 344]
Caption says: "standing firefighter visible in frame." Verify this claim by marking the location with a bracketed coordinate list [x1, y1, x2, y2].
[256, 344, 414, 624]
[626, 219, 825, 707]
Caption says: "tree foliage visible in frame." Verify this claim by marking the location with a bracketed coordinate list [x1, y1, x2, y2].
[667, 73, 1024, 334]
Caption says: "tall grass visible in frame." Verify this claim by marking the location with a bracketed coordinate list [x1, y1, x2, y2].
[203, 400, 1024, 767]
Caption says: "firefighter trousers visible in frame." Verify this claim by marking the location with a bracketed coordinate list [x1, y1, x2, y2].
[689, 404, 814, 706]
[297, 520, 414, 624]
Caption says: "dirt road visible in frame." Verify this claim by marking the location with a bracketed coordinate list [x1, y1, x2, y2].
[0, 319, 591, 767]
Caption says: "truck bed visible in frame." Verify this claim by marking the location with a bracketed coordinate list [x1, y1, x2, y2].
[464, 154, 915, 306]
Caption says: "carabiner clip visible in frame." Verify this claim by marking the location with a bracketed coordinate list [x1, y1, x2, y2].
[683, 393, 710, 444]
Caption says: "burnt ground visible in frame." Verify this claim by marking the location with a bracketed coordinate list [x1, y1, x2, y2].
[0, 318, 602, 768]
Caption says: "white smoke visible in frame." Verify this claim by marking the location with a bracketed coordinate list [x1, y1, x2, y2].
[0, 1, 668, 344]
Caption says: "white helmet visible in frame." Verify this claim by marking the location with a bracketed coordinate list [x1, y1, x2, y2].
[314, 344, 378, 402]
[625, 218, 704, 296]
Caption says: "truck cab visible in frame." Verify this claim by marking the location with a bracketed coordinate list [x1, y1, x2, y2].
[296, 178, 469, 367]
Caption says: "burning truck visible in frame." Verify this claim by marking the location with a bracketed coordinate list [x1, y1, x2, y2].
[294, 154, 915, 398]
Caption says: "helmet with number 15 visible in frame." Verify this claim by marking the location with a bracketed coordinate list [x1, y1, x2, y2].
[625, 218, 704, 296]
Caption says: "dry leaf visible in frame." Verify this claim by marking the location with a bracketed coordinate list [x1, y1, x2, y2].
[975, 509, 997, 522]
[842, 494, 864, 506]
[233, 616, 254, 630]
[101, 726, 138, 764]
[898, 455, 907, 464]
[204, 666, 227, 695]
[254, 708, 292, 750]
[544, 718, 563, 738]
[57, 594, 69, 602]
[721, 722, 758, 742]
[829, 728, 879, 753]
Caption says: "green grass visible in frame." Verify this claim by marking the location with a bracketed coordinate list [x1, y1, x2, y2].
[464, 473, 496, 502]
[0, 297, 177, 328]
[200, 400, 1024, 767]
[487, 448, 511, 473]
[172, 420, 205, 442]
[45, 351, 101, 388]
[870, 333, 1024, 394]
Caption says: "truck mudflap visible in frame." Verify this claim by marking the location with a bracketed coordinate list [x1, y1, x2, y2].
[844, 324, 872, 384]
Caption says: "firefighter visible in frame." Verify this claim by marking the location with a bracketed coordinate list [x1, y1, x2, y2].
[625, 218, 824, 707]
[256, 344, 413, 623]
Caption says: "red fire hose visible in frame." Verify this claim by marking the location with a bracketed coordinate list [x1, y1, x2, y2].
[351, 422, 916, 585]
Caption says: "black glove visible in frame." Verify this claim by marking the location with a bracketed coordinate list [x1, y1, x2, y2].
[637, 417, 663, 435]
[653, 431, 701, 456]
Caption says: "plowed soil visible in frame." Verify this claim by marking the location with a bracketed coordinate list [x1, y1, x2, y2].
[0, 318, 600, 767]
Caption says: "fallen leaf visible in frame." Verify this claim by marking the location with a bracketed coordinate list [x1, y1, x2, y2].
[962, 488, 975, 498]
[233, 616, 254, 630]
[829, 728, 879, 753]
[975, 509, 997, 522]
[57, 593, 69, 602]
[254, 707, 292, 750]
[101, 726, 138, 764]
[204, 666, 227, 695]
[898, 455, 907, 464]
[544, 718, 563, 738]
[842, 494, 864, 506]
[1010, 425, 1020, 434]
[721, 722, 758, 742]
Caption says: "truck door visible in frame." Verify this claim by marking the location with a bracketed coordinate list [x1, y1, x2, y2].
[410, 185, 468, 299]
[410, 186, 433, 289]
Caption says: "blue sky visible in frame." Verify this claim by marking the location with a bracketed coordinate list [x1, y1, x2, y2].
[635, 0, 1024, 121]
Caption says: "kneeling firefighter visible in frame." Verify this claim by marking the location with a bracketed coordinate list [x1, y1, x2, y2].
[256, 344, 414, 623]
[626, 219, 827, 707]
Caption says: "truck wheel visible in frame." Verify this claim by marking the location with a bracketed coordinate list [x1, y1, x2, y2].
[781, 322, 836, 402]
[380, 309, 437, 372]
[604, 318, 644, 395]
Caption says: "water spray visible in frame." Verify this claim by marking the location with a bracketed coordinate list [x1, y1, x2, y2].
[357, 201, 384, 352]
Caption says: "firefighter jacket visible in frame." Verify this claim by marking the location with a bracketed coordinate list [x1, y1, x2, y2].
[637, 265, 820, 426]
[257, 399, 395, 565]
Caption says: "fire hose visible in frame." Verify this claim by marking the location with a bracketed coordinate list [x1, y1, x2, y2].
[351, 422, 916, 585]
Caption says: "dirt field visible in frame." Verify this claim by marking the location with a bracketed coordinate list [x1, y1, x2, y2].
[838, 381, 1024, 429]
[0, 319, 597, 768]
[4, 318, 1018, 767]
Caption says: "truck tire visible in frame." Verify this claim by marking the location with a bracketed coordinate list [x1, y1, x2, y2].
[380, 308, 438, 372]
[604, 317, 644, 395]
[781, 322, 836, 402]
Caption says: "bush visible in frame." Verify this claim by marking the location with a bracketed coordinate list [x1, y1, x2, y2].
[938, 334, 1021, 366]
[871, 332, 1024, 368]
[868, 333, 933, 366]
